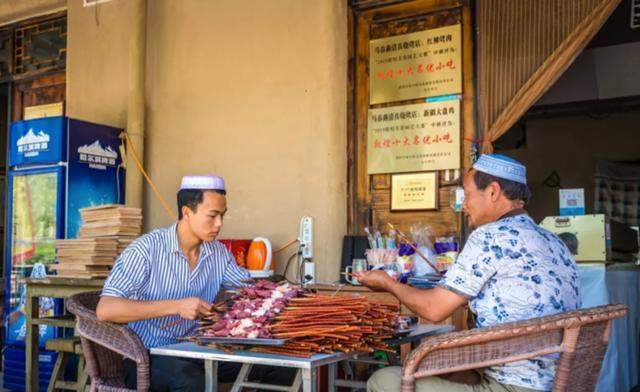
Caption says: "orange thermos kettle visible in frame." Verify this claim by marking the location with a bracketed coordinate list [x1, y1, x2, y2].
[246, 237, 273, 278]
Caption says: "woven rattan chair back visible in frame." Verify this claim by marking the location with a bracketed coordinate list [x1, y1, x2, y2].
[67, 291, 150, 392]
[401, 304, 628, 392]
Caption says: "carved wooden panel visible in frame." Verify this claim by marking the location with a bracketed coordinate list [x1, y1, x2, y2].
[348, 0, 476, 239]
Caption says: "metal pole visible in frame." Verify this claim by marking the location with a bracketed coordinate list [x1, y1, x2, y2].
[204, 360, 218, 392]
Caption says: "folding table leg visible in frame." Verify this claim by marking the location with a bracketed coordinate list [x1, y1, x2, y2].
[328, 363, 337, 392]
[342, 361, 354, 379]
[289, 369, 302, 392]
[230, 363, 253, 392]
[301, 368, 317, 392]
[204, 360, 218, 392]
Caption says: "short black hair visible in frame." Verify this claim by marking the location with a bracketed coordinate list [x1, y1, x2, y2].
[473, 170, 532, 205]
[177, 188, 227, 220]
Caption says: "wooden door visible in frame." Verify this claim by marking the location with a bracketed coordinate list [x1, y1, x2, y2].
[12, 71, 65, 122]
[347, 0, 476, 239]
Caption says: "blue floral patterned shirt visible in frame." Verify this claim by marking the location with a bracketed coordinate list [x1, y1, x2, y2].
[440, 213, 581, 391]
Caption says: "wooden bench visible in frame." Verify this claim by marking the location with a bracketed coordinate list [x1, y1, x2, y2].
[45, 337, 89, 392]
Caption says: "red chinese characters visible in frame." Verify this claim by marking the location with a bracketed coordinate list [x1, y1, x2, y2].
[374, 59, 457, 80]
[373, 132, 454, 149]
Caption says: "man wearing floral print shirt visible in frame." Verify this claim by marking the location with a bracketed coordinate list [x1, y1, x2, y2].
[359, 154, 580, 392]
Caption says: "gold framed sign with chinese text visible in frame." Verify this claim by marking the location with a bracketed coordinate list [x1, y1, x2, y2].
[369, 24, 462, 104]
[391, 172, 438, 211]
[367, 100, 460, 174]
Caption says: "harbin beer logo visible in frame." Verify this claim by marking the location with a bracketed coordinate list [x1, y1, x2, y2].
[78, 140, 118, 170]
[16, 129, 50, 157]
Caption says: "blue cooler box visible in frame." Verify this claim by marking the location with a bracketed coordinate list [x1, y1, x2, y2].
[3, 347, 56, 391]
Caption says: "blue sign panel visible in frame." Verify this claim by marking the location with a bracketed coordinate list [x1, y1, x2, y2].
[8, 116, 67, 167]
[66, 119, 124, 238]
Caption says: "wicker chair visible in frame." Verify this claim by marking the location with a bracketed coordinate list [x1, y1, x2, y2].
[402, 304, 628, 392]
[66, 291, 150, 392]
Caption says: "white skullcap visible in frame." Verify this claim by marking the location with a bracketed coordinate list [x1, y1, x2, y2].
[180, 175, 226, 191]
[473, 154, 527, 184]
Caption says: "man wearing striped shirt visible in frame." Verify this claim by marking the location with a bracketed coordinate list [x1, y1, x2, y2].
[97, 175, 250, 390]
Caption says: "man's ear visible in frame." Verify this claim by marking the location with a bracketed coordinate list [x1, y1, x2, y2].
[181, 206, 192, 220]
[490, 181, 502, 202]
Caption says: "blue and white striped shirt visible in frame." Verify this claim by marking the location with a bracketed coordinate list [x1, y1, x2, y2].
[101, 222, 250, 348]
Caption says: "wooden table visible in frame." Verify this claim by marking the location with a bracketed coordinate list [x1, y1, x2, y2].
[25, 277, 105, 392]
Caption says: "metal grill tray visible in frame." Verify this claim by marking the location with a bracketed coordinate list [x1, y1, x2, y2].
[394, 326, 416, 336]
[194, 337, 287, 346]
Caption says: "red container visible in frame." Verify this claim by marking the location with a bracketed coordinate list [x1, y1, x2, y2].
[218, 239, 252, 268]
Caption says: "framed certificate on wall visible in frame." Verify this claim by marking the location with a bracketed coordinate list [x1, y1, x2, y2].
[391, 172, 438, 211]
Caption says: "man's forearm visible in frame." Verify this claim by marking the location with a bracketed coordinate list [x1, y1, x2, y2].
[386, 282, 462, 322]
[96, 296, 178, 323]
[386, 281, 433, 320]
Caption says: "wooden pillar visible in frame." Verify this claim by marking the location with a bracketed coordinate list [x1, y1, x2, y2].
[125, 0, 147, 209]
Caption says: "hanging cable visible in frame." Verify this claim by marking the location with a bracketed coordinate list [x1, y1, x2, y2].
[282, 247, 302, 285]
[121, 131, 177, 220]
[273, 238, 299, 254]
[123, 131, 301, 254]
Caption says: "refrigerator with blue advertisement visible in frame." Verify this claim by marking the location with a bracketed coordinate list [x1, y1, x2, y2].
[3, 116, 125, 391]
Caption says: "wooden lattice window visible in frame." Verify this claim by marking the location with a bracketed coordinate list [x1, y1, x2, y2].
[13, 16, 66, 77]
[0, 29, 11, 81]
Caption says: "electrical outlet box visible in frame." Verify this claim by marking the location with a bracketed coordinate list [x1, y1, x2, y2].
[299, 216, 313, 259]
[303, 261, 315, 284]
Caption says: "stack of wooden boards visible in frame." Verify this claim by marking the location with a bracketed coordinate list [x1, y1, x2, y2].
[78, 205, 142, 254]
[52, 205, 142, 278]
[53, 238, 119, 278]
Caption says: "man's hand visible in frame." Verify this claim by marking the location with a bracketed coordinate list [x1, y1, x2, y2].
[175, 297, 213, 320]
[354, 270, 467, 323]
[97, 296, 215, 323]
[354, 270, 397, 292]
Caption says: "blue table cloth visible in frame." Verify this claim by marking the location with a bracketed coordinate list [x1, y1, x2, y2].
[578, 263, 640, 392]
